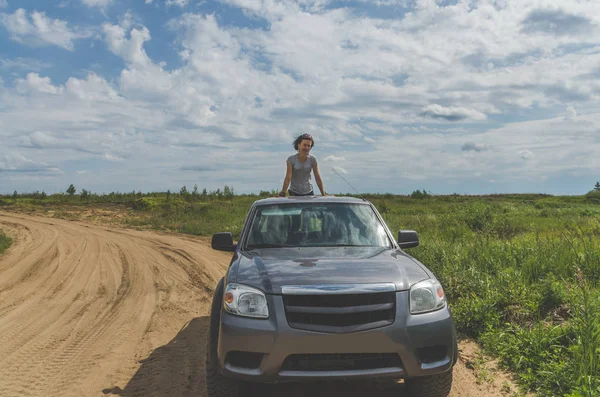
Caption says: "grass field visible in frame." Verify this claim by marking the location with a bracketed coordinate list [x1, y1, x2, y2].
[2, 189, 600, 396]
[0, 231, 11, 256]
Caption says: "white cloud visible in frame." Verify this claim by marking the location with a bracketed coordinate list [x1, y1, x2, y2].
[519, 149, 533, 160]
[104, 153, 125, 161]
[0, 57, 51, 71]
[332, 166, 348, 175]
[66, 73, 119, 101]
[0, 153, 61, 174]
[3, 0, 600, 195]
[81, 0, 113, 8]
[0, 0, 7, 8]
[421, 104, 487, 122]
[103, 22, 152, 67]
[166, 0, 188, 7]
[0, 9, 88, 50]
[16, 73, 63, 95]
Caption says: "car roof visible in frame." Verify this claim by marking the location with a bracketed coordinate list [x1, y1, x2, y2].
[253, 195, 370, 207]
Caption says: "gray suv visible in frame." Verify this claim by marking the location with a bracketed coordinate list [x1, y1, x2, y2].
[206, 196, 457, 397]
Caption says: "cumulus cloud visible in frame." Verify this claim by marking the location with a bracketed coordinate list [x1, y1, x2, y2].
[103, 22, 151, 67]
[0, 9, 88, 50]
[324, 155, 346, 161]
[3, 0, 600, 195]
[420, 104, 487, 122]
[566, 106, 577, 120]
[0, 153, 60, 174]
[65, 73, 119, 101]
[16, 73, 63, 95]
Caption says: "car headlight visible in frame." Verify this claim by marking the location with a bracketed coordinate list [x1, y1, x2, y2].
[410, 279, 446, 314]
[223, 283, 269, 318]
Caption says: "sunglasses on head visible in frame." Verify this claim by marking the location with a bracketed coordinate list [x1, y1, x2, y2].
[302, 134, 313, 139]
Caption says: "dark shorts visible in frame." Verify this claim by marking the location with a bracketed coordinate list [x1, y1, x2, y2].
[288, 190, 314, 196]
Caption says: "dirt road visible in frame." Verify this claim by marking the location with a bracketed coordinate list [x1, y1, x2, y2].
[0, 212, 522, 397]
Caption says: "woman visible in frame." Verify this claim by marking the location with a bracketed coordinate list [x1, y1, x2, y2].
[279, 133, 327, 197]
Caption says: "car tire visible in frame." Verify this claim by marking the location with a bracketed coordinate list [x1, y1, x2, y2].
[205, 279, 240, 397]
[405, 369, 453, 397]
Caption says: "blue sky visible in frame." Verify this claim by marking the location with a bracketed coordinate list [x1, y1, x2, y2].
[1, 0, 599, 195]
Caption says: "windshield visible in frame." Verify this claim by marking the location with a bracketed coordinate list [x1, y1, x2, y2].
[245, 203, 392, 249]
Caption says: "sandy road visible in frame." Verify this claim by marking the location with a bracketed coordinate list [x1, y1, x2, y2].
[0, 212, 521, 397]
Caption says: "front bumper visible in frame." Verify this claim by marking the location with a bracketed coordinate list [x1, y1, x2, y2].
[217, 291, 457, 382]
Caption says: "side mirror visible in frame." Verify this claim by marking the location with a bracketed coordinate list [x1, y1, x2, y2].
[212, 232, 235, 252]
[398, 230, 419, 249]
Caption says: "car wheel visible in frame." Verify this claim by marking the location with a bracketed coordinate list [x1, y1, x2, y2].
[205, 279, 240, 397]
[405, 369, 453, 397]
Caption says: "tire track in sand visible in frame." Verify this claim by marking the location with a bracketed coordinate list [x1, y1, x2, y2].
[0, 212, 229, 397]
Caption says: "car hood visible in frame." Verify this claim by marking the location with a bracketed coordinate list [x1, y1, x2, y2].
[231, 247, 429, 294]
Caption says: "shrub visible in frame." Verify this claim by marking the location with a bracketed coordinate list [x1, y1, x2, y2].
[0, 231, 12, 255]
[461, 202, 496, 232]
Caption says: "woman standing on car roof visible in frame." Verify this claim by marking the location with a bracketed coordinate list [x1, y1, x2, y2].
[279, 133, 327, 197]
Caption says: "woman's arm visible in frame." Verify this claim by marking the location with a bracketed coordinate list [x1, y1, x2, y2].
[313, 163, 327, 196]
[280, 162, 293, 196]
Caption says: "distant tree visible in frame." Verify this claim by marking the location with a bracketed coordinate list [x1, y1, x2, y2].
[67, 184, 76, 196]
[223, 185, 234, 198]
[192, 184, 199, 196]
[80, 189, 90, 201]
[201, 188, 207, 200]
[166, 189, 171, 201]
[411, 189, 431, 199]
[595, 181, 600, 192]
[12, 190, 17, 199]
[180, 185, 188, 196]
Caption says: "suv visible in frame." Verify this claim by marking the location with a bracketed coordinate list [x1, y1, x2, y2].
[206, 196, 457, 397]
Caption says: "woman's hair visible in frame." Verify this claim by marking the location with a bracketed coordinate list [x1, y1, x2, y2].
[293, 133, 314, 150]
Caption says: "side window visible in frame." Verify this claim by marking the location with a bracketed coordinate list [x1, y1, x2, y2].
[239, 206, 256, 245]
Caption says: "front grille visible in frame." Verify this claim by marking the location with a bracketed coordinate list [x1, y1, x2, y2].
[283, 291, 396, 333]
[281, 353, 402, 372]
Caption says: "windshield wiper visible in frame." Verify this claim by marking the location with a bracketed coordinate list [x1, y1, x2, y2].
[246, 244, 290, 249]
[317, 244, 375, 247]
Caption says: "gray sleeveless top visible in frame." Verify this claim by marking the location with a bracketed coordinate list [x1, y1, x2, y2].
[287, 154, 317, 195]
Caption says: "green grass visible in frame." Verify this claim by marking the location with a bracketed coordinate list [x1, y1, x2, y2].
[3, 190, 600, 395]
[0, 231, 12, 255]
[372, 196, 600, 397]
